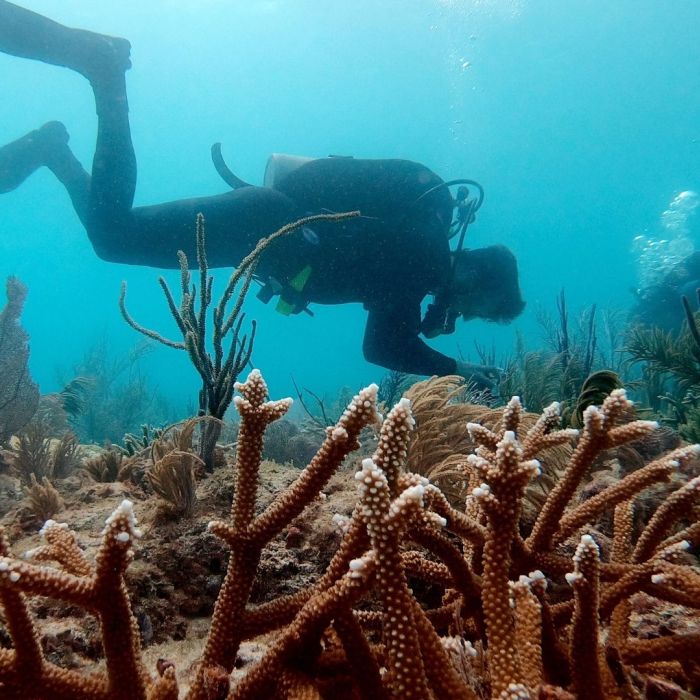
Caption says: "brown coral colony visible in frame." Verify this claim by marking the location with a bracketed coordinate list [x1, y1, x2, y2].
[0, 373, 699, 699]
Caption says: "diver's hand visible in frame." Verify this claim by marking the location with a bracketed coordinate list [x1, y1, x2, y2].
[455, 360, 503, 391]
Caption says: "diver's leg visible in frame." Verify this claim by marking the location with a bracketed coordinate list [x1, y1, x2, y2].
[0, 119, 97, 225]
[94, 187, 301, 270]
[0, 2, 298, 271]
[87, 67, 136, 235]
[0, 1, 136, 237]
[0, 1, 131, 84]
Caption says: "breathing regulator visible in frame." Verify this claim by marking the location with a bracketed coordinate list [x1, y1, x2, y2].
[420, 179, 485, 338]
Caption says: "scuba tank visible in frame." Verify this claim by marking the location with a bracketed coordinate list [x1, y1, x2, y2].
[263, 153, 316, 188]
[209, 145, 316, 190]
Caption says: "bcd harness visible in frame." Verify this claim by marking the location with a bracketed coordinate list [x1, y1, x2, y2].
[255, 264, 314, 316]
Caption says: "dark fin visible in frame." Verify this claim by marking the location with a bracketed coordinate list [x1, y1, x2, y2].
[0, 121, 69, 194]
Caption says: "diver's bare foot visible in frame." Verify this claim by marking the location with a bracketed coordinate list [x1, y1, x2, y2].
[0, 121, 70, 193]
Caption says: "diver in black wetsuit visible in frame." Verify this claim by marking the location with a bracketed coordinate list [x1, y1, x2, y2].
[0, 1, 525, 387]
[630, 251, 700, 332]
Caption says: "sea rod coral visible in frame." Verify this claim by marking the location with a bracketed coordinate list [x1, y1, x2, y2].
[0, 374, 698, 698]
[120, 211, 358, 471]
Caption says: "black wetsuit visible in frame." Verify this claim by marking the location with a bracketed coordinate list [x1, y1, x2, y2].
[98, 157, 456, 377]
[271, 158, 455, 376]
[0, 1, 457, 376]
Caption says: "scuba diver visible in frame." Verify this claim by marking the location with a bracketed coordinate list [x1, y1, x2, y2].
[0, 1, 525, 388]
[630, 251, 700, 332]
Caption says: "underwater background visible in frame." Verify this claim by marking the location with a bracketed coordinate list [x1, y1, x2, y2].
[2, 0, 700, 417]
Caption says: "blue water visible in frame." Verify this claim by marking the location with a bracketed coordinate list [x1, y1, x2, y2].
[2, 0, 699, 419]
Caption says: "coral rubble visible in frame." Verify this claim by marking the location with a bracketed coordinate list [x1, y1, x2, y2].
[0, 372, 698, 698]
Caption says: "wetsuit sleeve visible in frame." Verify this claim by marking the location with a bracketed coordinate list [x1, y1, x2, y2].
[362, 301, 457, 376]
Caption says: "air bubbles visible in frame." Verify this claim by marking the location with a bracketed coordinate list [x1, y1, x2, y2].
[633, 190, 699, 289]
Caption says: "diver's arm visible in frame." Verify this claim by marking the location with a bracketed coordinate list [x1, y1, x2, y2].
[362, 302, 457, 376]
[362, 302, 502, 389]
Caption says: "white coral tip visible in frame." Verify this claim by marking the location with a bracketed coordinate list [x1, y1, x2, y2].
[544, 401, 561, 414]
[583, 404, 601, 420]
[362, 383, 378, 401]
[331, 426, 348, 441]
[428, 513, 447, 528]
[565, 572, 582, 585]
[471, 482, 491, 498]
[112, 499, 134, 518]
[361, 457, 375, 470]
[404, 485, 425, 502]
[523, 459, 541, 476]
[348, 556, 369, 579]
[651, 573, 666, 584]
[40, 519, 56, 535]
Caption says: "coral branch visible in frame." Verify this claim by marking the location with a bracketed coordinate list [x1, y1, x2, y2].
[566, 534, 606, 700]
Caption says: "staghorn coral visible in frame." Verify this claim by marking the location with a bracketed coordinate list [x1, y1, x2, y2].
[0, 375, 697, 698]
[0, 277, 39, 444]
[0, 501, 149, 699]
[404, 375, 573, 526]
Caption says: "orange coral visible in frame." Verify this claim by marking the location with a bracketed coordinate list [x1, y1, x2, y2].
[0, 379, 698, 699]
